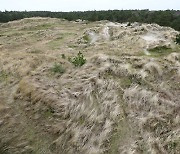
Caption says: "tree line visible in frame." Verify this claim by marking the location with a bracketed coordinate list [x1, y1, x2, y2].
[0, 10, 179, 31]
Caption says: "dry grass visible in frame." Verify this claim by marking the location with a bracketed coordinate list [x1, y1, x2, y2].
[0, 18, 180, 154]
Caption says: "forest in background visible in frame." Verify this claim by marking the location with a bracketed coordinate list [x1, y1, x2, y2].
[0, 10, 180, 31]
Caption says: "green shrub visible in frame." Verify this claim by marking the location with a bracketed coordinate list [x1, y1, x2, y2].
[175, 34, 180, 45]
[50, 63, 65, 74]
[70, 52, 86, 67]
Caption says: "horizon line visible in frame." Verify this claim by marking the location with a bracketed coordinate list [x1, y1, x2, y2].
[1, 9, 180, 12]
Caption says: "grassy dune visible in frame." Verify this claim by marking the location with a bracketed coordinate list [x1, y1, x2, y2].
[0, 18, 180, 154]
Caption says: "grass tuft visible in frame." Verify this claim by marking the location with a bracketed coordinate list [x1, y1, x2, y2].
[50, 63, 65, 74]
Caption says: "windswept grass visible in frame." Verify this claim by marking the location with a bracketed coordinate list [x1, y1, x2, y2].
[0, 18, 180, 154]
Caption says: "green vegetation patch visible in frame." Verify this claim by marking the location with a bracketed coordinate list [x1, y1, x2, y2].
[119, 77, 132, 88]
[69, 51, 86, 67]
[148, 46, 175, 57]
[28, 48, 42, 54]
[61, 54, 66, 59]
[47, 37, 64, 50]
[108, 116, 132, 154]
[47, 33, 73, 50]
[68, 44, 78, 48]
[50, 63, 65, 74]
[83, 34, 90, 43]
[23, 23, 53, 31]
[0, 70, 9, 82]
[165, 140, 180, 153]
[2, 31, 24, 37]
[44, 107, 55, 118]
[175, 34, 180, 45]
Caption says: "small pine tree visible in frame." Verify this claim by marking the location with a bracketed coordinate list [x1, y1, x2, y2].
[71, 52, 86, 67]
